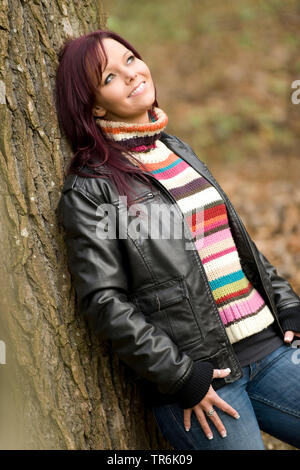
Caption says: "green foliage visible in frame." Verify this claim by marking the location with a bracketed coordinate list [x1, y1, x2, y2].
[106, 0, 193, 45]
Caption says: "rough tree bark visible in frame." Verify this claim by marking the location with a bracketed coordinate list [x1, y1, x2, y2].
[0, 0, 170, 450]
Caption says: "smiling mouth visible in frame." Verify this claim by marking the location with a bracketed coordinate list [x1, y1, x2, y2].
[128, 81, 146, 97]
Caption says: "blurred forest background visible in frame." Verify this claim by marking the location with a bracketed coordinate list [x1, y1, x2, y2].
[102, 0, 300, 450]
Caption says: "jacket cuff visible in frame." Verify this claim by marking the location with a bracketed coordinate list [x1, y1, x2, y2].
[278, 306, 300, 333]
[172, 361, 214, 409]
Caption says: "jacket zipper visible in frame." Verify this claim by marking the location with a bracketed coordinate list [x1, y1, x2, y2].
[113, 191, 155, 207]
[134, 192, 155, 203]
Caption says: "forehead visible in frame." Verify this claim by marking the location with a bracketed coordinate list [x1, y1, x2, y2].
[100, 38, 129, 62]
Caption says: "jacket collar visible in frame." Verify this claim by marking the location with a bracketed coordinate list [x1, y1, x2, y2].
[158, 132, 220, 190]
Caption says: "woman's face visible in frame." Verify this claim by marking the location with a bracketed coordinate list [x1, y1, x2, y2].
[92, 38, 156, 124]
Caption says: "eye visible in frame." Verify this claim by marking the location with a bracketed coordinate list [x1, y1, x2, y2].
[127, 54, 135, 64]
[103, 55, 135, 85]
[104, 74, 113, 85]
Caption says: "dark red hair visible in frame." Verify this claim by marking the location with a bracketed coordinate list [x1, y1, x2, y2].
[55, 29, 158, 206]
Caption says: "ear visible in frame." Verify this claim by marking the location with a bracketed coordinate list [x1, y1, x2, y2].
[93, 104, 107, 118]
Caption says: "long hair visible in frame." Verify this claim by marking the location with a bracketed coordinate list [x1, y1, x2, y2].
[55, 29, 159, 207]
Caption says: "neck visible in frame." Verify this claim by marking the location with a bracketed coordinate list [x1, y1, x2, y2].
[95, 107, 168, 153]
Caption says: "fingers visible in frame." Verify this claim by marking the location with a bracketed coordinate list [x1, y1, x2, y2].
[204, 408, 227, 438]
[184, 403, 229, 440]
[183, 408, 192, 432]
[213, 394, 240, 420]
[212, 368, 231, 379]
[284, 331, 295, 343]
[184, 407, 214, 439]
[194, 407, 214, 440]
[183, 369, 241, 440]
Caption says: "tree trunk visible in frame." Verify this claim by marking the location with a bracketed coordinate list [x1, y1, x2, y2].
[0, 0, 169, 450]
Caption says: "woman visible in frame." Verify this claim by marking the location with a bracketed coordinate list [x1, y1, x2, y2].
[56, 29, 300, 450]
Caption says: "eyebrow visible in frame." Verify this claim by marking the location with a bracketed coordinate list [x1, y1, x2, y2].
[103, 50, 130, 74]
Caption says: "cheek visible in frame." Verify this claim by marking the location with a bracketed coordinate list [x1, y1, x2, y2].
[144, 65, 152, 79]
[136, 60, 151, 78]
[103, 85, 125, 105]
[144, 68, 154, 88]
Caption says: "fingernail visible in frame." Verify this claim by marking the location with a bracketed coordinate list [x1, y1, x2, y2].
[225, 368, 231, 373]
[185, 427, 190, 432]
[285, 337, 292, 342]
[234, 413, 240, 420]
[207, 434, 213, 440]
[221, 431, 227, 438]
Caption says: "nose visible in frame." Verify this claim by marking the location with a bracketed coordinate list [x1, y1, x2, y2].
[124, 68, 137, 84]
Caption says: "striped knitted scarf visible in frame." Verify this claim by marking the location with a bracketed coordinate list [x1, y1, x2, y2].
[96, 107, 274, 344]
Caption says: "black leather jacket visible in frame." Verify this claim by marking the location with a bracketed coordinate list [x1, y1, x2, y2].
[58, 132, 300, 409]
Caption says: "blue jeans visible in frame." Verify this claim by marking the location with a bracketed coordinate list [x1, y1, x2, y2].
[152, 343, 300, 450]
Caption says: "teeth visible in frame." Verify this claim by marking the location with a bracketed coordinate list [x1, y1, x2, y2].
[130, 82, 145, 96]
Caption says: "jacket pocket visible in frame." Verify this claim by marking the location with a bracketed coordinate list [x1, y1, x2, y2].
[112, 190, 160, 207]
[128, 276, 203, 348]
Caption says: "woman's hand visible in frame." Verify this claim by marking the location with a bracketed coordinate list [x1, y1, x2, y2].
[284, 330, 300, 345]
[183, 368, 240, 440]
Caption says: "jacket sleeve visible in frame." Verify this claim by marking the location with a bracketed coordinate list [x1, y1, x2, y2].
[58, 187, 214, 408]
[250, 239, 300, 333]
